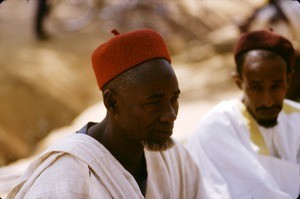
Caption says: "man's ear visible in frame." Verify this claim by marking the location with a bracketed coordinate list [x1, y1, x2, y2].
[232, 71, 243, 90]
[103, 89, 118, 114]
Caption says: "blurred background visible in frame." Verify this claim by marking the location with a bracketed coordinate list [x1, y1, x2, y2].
[0, 0, 299, 197]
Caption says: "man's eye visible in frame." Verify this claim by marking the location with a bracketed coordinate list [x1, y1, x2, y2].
[271, 83, 283, 90]
[146, 101, 159, 106]
[170, 96, 179, 103]
[250, 85, 262, 91]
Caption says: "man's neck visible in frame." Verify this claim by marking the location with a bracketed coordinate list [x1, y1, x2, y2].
[87, 120, 148, 195]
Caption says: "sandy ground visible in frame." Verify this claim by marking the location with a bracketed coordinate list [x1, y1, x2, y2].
[0, 0, 247, 197]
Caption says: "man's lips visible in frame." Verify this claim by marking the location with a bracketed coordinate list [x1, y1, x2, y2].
[256, 106, 281, 115]
[154, 130, 173, 138]
[257, 106, 281, 111]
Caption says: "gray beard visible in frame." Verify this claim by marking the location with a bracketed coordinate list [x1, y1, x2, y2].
[142, 138, 174, 151]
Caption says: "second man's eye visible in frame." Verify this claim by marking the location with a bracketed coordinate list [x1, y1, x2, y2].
[249, 85, 262, 92]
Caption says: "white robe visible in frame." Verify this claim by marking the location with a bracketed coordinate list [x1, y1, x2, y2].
[187, 99, 300, 199]
[7, 124, 206, 199]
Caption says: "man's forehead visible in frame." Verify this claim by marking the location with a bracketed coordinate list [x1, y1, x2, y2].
[147, 89, 181, 98]
[133, 59, 175, 79]
[246, 49, 283, 59]
[127, 61, 179, 96]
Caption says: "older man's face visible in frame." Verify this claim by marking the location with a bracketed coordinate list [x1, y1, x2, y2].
[236, 50, 289, 127]
[116, 59, 180, 151]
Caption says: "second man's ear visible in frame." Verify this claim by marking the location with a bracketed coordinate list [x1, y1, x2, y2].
[232, 71, 243, 90]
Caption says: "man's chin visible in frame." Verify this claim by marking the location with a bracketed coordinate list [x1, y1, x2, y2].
[257, 118, 278, 128]
[142, 138, 174, 151]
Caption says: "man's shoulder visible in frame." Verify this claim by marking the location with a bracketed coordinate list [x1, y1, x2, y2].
[200, 99, 241, 122]
[33, 132, 108, 172]
[283, 99, 300, 114]
[190, 99, 244, 140]
[30, 133, 100, 173]
[207, 99, 239, 113]
[19, 153, 90, 198]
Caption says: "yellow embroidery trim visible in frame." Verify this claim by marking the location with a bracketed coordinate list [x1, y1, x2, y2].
[238, 101, 270, 156]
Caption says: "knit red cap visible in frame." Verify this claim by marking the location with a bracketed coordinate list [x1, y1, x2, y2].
[91, 29, 171, 90]
[233, 29, 295, 71]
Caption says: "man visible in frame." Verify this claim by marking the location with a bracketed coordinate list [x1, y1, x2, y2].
[187, 29, 300, 199]
[7, 29, 207, 198]
[236, 0, 300, 103]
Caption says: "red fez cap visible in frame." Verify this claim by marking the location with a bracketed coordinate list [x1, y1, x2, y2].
[91, 29, 171, 90]
[234, 29, 295, 71]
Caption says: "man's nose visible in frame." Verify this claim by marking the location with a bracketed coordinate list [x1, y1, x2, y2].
[160, 104, 177, 123]
[261, 90, 275, 107]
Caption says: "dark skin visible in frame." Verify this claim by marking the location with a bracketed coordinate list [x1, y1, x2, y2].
[87, 58, 180, 195]
[233, 50, 291, 127]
